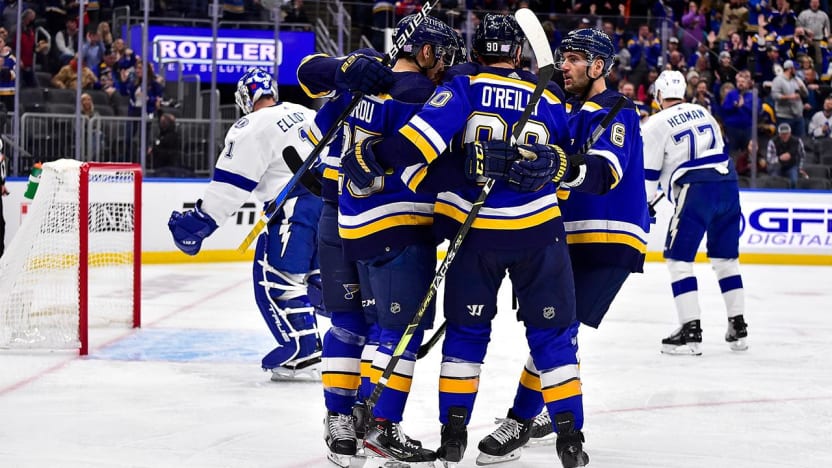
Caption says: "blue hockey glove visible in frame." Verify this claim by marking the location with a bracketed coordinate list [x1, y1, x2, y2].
[342, 137, 385, 189]
[464, 140, 518, 182]
[168, 199, 218, 256]
[334, 53, 393, 95]
[508, 144, 569, 192]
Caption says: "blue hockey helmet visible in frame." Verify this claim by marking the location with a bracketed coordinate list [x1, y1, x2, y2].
[473, 13, 525, 61]
[556, 28, 616, 77]
[392, 14, 460, 67]
[235, 67, 277, 115]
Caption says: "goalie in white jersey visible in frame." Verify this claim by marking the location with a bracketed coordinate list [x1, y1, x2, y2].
[642, 70, 748, 356]
[168, 67, 325, 378]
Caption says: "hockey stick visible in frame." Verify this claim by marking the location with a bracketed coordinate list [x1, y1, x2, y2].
[367, 7, 555, 404]
[235, 0, 440, 253]
[416, 95, 630, 360]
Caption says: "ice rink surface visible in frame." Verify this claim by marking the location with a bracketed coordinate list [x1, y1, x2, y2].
[1, 261, 831, 468]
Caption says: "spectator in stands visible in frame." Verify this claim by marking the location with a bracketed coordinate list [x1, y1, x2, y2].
[223, 0, 247, 22]
[54, 16, 79, 67]
[809, 94, 832, 139]
[0, 36, 16, 111]
[718, 0, 749, 44]
[797, 0, 829, 67]
[16, 8, 48, 88]
[771, 59, 809, 136]
[44, 0, 69, 37]
[283, 0, 310, 25]
[97, 21, 114, 55]
[628, 24, 662, 93]
[685, 69, 700, 100]
[80, 29, 105, 78]
[681, 1, 706, 57]
[148, 112, 189, 176]
[51, 56, 97, 90]
[722, 70, 757, 153]
[80, 92, 98, 119]
[803, 67, 823, 118]
[81, 91, 106, 156]
[691, 77, 716, 113]
[714, 50, 738, 90]
[765, 0, 798, 38]
[767, 122, 807, 187]
[736, 139, 768, 177]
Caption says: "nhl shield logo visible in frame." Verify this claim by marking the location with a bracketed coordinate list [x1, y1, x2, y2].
[543, 306, 556, 320]
[390, 302, 401, 314]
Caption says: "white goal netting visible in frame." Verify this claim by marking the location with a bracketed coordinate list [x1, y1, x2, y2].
[0, 159, 141, 354]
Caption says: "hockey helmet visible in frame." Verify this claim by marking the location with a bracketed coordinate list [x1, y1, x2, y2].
[392, 14, 460, 67]
[473, 14, 525, 61]
[653, 70, 686, 105]
[556, 28, 616, 77]
[235, 67, 278, 115]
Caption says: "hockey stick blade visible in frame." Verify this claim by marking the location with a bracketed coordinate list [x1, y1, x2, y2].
[416, 96, 631, 360]
[236, 0, 441, 252]
[511, 8, 554, 143]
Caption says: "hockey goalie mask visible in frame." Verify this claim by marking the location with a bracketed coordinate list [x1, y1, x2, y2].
[653, 70, 686, 106]
[235, 67, 278, 115]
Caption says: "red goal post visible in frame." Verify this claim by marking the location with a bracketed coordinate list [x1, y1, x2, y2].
[0, 160, 142, 355]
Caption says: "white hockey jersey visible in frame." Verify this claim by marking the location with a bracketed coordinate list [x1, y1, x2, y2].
[642, 102, 731, 204]
[200, 102, 316, 224]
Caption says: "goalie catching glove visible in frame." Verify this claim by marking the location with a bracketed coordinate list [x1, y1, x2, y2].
[168, 199, 219, 256]
[334, 53, 393, 95]
[341, 136, 386, 189]
[465, 141, 570, 191]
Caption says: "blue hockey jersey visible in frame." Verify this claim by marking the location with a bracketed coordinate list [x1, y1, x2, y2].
[397, 63, 571, 250]
[337, 71, 439, 260]
[560, 89, 650, 272]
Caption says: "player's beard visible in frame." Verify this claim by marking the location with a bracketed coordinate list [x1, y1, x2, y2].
[563, 70, 588, 95]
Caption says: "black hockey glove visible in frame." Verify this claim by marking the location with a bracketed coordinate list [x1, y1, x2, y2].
[464, 140, 518, 182]
[334, 53, 393, 95]
[507, 143, 569, 192]
[342, 137, 386, 189]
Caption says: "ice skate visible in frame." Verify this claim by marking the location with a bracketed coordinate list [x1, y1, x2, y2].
[269, 352, 322, 381]
[725, 315, 748, 351]
[526, 409, 555, 445]
[437, 407, 468, 467]
[554, 412, 588, 468]
[661, 319, 702, 355]
[363, 418, 437, 467]
[475, 409, 532, 465]
[325, 411, 358, 467]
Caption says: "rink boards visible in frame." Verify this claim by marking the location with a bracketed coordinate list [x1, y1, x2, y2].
[2, 178, 831, 265]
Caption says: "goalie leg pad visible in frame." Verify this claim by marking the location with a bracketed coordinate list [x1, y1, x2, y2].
[253, 234, 321, 370]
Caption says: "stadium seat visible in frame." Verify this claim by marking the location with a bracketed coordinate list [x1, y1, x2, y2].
[20, 87, 46, 106]
[797, 178, 832, 190]
[802, 164, 830, 180]
[759, 176, 792, 189]
[45, 88, 78, 105]
[35, 72, 52, 88]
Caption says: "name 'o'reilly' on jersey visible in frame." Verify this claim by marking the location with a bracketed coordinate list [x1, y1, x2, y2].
[642, 101, 735, 204]
[561, 90, 650, 271]
[401, 63, 571, 249]
[338, 71, 438, 261]
[200, 102, 316, 224]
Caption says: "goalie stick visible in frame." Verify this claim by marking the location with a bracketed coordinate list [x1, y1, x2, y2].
[236, 0, 441, 253]
[367, 7, 555, 406]
[417, 95, 630, 360]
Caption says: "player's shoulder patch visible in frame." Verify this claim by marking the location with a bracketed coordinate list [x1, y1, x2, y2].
[234, 117, 250, 129]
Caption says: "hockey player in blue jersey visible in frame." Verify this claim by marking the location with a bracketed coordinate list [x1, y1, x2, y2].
[167, 67, 325, 379]
[643, 70, 748, 356]
[341, 13, 581, 467]
[471, 28, 650, 467]
[297, 14, 461, 467]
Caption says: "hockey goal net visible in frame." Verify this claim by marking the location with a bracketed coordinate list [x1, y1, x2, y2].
[0, 159, 141, 355]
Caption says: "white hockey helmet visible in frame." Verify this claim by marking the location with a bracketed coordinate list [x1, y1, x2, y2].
[653, 70, 686, 106]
